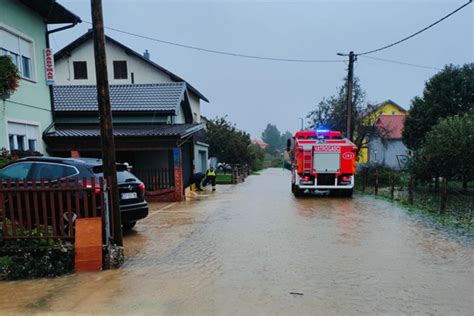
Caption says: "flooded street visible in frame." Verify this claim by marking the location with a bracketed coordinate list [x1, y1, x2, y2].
[1, 168, 473, 315]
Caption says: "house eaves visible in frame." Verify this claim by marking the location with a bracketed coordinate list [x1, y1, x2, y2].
[17, 0, 81, 24]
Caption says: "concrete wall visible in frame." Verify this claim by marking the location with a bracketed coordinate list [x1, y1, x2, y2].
[175, 103, 186, 124]
[0, 0, 53, 154]
[368, 138, 409, 170]
[189, 93, 201, 123]
[54, 38, 171, 86]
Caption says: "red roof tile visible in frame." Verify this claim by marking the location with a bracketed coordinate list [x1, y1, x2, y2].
[376, 115, 406, 139]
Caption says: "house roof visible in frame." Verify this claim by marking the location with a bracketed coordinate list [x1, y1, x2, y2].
[17, 0, 81, 24]
[376, 115, 406, 139]
[53, 82, 187, 113]
[251, 139, 268, 149]
[44, 123, 204, 139]
[54, 30, 208, 102]
[373, 99, 407, 113]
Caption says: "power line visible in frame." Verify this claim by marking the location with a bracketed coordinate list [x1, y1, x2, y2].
[83, 21, 343, 63]
[359, 55, 443, 71]
[356, 0, 472, 56]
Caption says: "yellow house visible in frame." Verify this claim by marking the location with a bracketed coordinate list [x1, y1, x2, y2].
[359, 100, 407, 163]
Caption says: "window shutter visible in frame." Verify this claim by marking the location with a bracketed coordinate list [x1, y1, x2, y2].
[0, 29, 19, 53]
[19, 38, 32, 58]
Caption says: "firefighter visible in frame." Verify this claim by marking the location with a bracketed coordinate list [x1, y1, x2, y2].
[202, 167, 217, 191]
[191, 172, 205, 191]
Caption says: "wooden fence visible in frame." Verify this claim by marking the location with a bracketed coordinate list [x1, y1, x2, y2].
[132, 168, 174, 191]
[231, 165, 251, 184]
[215, 164, 250, 185]
[0, 177, 113, 241]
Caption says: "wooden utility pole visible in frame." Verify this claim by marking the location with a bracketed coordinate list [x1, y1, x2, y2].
[346, 51, 355, 141]
[91, 0, 123, 246]
[337, 51, 355, 141]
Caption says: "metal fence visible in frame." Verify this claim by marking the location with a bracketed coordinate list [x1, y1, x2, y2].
[132, 168, 174, 191]
[0, 177, 113, 241]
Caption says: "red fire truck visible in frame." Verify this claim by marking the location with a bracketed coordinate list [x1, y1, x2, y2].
[287, 129, 357, 197]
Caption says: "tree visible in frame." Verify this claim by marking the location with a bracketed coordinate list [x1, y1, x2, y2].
[261, 124, 282, 153]
[307, 77, 383, 156]
[206, 116, 255, 166]
[280, 131, 293, 149]
[403, 63, 474, 150]
[0, 56, 20, 99]
[409, 114, 474, 211]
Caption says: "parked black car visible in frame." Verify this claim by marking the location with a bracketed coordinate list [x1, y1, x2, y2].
[0, 156, 148, 231]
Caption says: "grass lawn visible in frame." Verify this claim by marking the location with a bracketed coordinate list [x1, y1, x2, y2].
[216, 173, 232, 183]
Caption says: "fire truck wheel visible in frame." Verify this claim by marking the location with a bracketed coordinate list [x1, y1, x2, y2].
[293, 186, 304, 197]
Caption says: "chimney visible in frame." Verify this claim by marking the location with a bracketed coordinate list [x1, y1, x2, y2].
[143, 49, 150, 60]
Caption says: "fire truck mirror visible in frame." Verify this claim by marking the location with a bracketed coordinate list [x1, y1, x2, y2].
[286, 139, 291, 151]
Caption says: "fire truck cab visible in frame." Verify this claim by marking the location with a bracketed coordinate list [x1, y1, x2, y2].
[288, 129, 357, 197]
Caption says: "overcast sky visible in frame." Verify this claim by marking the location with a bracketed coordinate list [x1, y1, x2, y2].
[51, 0, 473, 138]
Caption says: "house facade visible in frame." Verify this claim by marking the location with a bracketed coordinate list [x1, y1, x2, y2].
[53, 30, 207, 120]
[367, 114, 410, 170]
[359, 100, 408, 165]
[49, 31, 210, 201]
[0, 0, 79, 155]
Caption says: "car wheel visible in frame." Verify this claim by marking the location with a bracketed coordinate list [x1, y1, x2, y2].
[122, 221, 137, 231]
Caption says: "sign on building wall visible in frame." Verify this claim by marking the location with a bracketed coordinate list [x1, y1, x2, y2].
[44, 48, 54, 85]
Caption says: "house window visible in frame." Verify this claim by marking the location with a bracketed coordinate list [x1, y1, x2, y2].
[0, 28, 34, 80]
[8, 135, 14, 150]
[7, 121, 40, 152]
[113, 60, 128, 79]
[28, 139, 36, 151]
[73, 61, 88, 79]
[16, 135, 25, 150]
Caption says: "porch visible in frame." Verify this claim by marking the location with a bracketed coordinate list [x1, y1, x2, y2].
[43, 123, 204, 202]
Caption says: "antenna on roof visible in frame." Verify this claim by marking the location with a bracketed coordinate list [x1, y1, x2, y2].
[143, 49, 150, 60]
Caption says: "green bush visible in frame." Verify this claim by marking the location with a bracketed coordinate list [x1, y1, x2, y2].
[0, 239, 73, 280]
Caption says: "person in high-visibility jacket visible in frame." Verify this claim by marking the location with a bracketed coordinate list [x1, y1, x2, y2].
[202, 167, 217, 191]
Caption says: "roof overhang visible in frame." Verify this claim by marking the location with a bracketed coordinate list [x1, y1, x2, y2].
[17, 0, 81, 24]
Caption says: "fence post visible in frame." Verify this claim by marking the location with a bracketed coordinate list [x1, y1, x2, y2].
[361, 167, 367, 193]
[390, 175, 395, 200]
[440, 177, 448, 214]
[408, 175, 415, 205]
[232, 167, 238, 184]
[374, 168, 379, 195]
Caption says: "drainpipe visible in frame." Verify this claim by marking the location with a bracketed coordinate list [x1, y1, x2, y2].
[45, 20, 81, 122]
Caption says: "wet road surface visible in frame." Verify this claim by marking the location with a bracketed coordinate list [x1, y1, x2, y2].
[1, 168, 473, 314]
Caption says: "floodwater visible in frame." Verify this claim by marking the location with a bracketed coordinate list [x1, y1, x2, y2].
[1, 168, 473, 315]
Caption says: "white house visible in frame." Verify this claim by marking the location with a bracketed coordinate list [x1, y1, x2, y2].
[49, 30, 209, 199]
